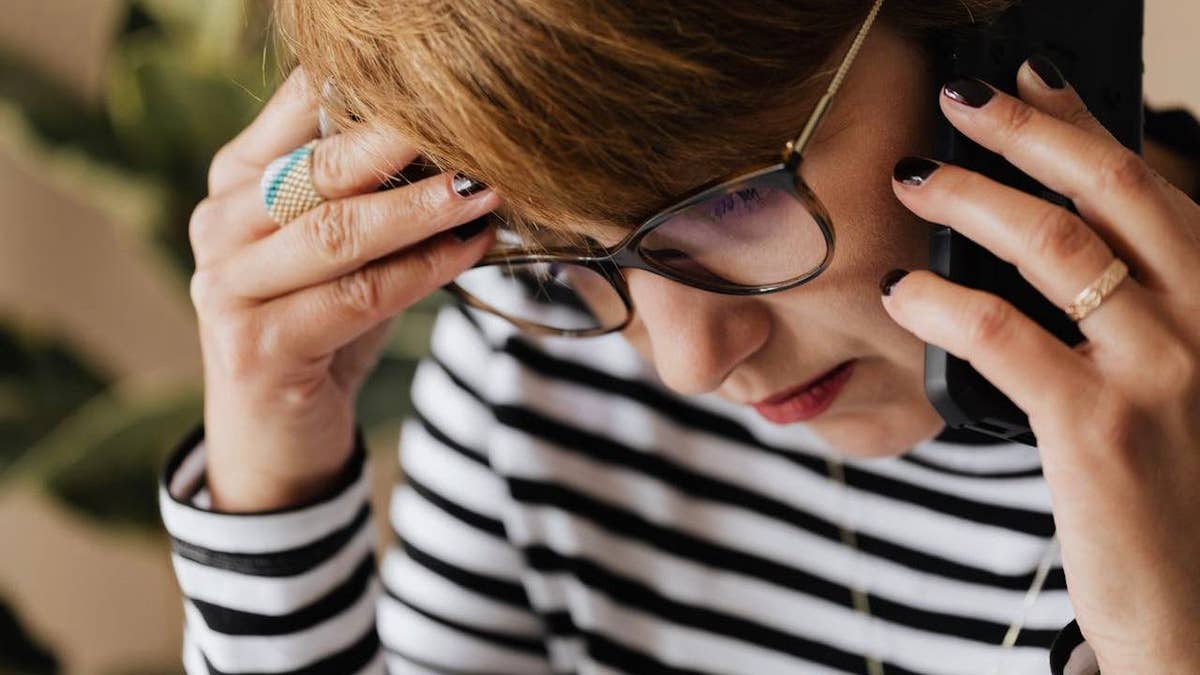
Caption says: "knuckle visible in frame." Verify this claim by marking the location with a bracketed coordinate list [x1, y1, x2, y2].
[402, 181, 442, 222]
[999, 100, 1038, 146]
[309, 140, 347, 192]
[412, 238, 449, 281]
[334, 268, 385, 318]
[1158, 339, 1199, 399]
[189, 268, 220, 311]
[1089, 392, 1148, 460]
[188, 197, 223, 253]
[1095, 147, 1153, 196]
[305, 200, 359, 262]
[1025, 207, 1092, 262]
[1063, 105, 1098, 131]
[965, 297, 1015, 348]
[207, 145, 236, 192]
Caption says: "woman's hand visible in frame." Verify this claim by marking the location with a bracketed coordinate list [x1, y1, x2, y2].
[191, 67, 499, 512]
[881, 56, 1200, 672]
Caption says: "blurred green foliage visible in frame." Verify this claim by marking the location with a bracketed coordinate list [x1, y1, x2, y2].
[0, 0, 446, 667]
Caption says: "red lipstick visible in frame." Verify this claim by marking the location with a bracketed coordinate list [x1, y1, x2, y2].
[752, 359, 856, 424]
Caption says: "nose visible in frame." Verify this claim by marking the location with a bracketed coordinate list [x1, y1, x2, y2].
[623, 270, 771, 396]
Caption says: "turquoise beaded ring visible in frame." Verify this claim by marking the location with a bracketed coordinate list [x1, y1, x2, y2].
[260, 139, 325, 225]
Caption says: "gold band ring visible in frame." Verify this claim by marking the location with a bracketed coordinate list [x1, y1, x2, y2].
[1064, 257, 1130, 322]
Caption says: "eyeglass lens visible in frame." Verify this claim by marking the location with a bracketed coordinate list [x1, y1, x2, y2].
[639, 180, 827, 287]
[451, 174, 828, 334]
[453, 262, 629, 333]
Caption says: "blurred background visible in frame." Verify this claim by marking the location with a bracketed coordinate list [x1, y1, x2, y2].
[0, 1, 1195, 673]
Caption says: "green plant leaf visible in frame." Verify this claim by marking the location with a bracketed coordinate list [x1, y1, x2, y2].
[0, 0, 282, 281]
[0, 321, 109, 478]
[0, 48, 121, 163]
[0, 594, 58, 674]
[20, 386, 202, 531]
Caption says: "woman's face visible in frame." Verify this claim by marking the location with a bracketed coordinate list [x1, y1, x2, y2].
[615, 22, 946, 457]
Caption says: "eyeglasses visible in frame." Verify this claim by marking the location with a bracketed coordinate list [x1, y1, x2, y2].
[445, 0, 886, 337]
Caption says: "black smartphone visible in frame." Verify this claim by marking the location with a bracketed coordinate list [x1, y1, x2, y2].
[923, 0, 1144, 446]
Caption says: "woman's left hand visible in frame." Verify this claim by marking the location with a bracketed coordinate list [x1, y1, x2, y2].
[881, 56, 1200, 673]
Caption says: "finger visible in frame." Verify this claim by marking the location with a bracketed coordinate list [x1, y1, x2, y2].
[1015, 55, 1114, 141]
[209, 67, 321, 195]
[190, 177, 279, 267]
[939, 76, 1197, 290]
[880, 269, 1098, 423]
[199, 126, 422, 266]
[307, 125, 421, 199]
[260, 226, 495, 359]
[891, 158, 1161, 348]
[220, 171, 499, 301]
[1017, 55, 1200, 222]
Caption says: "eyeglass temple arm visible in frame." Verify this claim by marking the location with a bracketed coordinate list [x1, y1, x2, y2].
[784, 0, 886, 165]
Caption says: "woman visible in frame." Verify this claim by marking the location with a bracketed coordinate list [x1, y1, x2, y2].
[160, 0, 1200, 673]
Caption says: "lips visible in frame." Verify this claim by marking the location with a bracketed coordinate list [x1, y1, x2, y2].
[751, 359, 857, 424]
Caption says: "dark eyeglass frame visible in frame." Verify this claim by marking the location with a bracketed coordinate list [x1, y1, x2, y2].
[445, 0, 886, 337]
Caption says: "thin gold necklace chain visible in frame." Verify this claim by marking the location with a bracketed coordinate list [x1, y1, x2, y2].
[823, 457, 1060, 675]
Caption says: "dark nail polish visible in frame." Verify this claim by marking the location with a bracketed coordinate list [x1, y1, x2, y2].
[452, 216, 490, 242]
[943, 77, 995, 108]
[452, 172, 488, 198]
[880, 269, 910, 296]
[1028, 54, 1065, 90]
[893, 156, 940, 186]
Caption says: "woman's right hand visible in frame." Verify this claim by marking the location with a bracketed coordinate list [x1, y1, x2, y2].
[189, 67, 499, 512]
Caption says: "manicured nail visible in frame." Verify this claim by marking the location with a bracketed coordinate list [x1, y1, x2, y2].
[452, 172, 488, 198]
[880, 269, 910, 296]
[452, 216, 490, 241]
[1027, 54, 1065, 90]
[893, 156, 940, 186]
[943, 77, 995, 108]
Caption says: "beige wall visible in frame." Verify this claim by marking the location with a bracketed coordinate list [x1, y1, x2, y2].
[1145, 0, 1200, 109]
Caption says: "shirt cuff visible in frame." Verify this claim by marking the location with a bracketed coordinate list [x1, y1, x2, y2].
[158, 421, 382, 673]
[157, 420, 376, 595]
[1050, 619, 1099, 675]
[158, 420, 372, 554]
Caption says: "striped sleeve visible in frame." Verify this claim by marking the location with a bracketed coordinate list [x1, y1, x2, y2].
[376, 304, 553, 674]
[158, 421, 385, 674]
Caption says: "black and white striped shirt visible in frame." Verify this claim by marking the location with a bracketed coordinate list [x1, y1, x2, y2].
[160, 302, 1101, 675]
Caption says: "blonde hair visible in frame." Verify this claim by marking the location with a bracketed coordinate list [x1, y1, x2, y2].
[272, 0, 1015, 234]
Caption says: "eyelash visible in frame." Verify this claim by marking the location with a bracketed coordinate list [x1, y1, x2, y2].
[708, 187, 766, 221]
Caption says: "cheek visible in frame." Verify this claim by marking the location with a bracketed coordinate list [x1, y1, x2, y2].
[757, 179, 933, 382]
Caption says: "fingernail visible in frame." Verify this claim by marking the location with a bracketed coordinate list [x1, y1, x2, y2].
[452, 215, 490, 241]
[943, 77, 995, 108]
[1027, 54, 1065, 90]
[452, 172, 488, 198]
[893, 156, 940, 186]
[880, 269, 910, 296]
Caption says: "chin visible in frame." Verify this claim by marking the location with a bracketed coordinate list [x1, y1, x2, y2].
[807, 391, 945, 458]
